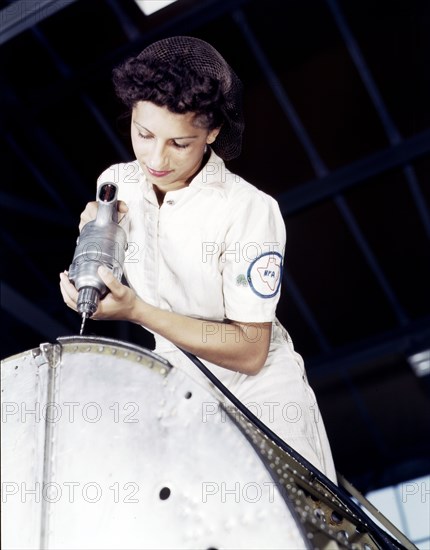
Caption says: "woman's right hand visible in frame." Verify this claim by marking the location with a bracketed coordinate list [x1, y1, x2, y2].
[78, 200, 129, 232]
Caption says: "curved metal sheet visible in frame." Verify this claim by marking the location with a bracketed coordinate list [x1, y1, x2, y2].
[1, 336, 308, 550]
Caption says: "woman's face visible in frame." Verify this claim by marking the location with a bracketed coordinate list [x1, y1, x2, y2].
[131, 101, 220, 196]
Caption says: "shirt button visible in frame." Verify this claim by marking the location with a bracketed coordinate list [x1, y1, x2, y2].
[165, 199, 174, 205]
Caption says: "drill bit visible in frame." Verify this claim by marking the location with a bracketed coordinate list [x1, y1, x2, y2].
[76, 287, 99, 336]
[79, 313, 88, 336]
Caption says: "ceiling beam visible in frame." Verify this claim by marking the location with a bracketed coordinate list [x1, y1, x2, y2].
[276, 128, 430, 216]
[0, 0, 78, 46]
[326, 0, 430, 239]
[1, 0, 252, 113]
[307, 315, 430, 379]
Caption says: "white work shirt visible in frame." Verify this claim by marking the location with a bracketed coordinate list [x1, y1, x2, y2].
[97, 150, 337, 482]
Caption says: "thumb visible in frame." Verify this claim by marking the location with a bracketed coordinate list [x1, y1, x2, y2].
[118, 200, 129, 213]
[98, 265, 121, 292]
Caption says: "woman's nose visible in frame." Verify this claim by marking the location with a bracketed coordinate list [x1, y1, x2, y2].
[149, 141, 168, 169]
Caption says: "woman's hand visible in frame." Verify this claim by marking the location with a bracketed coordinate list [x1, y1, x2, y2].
[79, 200, 129, 232]
[59, 266, 139, 322]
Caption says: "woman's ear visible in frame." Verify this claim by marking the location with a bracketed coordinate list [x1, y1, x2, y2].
[207, 126, 222, 145]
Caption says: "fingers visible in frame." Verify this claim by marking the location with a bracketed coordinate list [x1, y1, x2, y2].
[59, 271, 79, 311]
[118, 200, 129, 213]
[78, 200, 128, 231]
[59, 266, 135, 322]
[79, 201, 98, 232]
[97, 266, 126, 298]
[117, 200, 129, 225]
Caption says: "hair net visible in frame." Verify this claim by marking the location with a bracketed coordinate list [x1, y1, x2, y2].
[137, 36, 244, 160]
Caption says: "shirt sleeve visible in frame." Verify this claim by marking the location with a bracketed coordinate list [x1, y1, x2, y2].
[221, 186, 286, 323]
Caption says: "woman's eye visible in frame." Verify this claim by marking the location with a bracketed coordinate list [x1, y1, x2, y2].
[173, 141, 189, 149]
[135, 131, 189, 148]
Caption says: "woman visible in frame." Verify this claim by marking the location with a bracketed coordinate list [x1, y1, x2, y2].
[60, 35, 337, 483]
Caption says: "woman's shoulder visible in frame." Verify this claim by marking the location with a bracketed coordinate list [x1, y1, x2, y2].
[205, 151, 280, 206]
[226, 173, 282, 215]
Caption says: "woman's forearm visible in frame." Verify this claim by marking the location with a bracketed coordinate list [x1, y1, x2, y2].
[130, 297, 271, 375]
[60, 269, 270, 375]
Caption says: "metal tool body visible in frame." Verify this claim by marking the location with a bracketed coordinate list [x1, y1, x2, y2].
[68, 183, 127, 334]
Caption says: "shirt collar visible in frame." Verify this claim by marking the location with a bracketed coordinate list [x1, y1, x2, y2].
[139, 148, 230, 203]
[188, 149, 229, 196]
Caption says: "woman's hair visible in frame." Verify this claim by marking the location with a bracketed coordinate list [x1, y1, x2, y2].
[112, 36, 244, 161]
[112, 56, 226, 131]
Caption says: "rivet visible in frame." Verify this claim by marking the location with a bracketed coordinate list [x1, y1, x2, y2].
[337, 530, 349, 541]
[330, 510, 343, 525]
[314, 508, 325, 522]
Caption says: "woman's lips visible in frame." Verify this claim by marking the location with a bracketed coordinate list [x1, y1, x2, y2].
[147, 167, 172, 178]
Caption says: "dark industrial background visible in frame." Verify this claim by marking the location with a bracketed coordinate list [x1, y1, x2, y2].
[1, 0, 430, 497]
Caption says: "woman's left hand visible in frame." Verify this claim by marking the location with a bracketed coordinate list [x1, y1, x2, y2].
[59, 266, 139, 322]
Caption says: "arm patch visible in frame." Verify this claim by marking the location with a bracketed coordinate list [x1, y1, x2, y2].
[247, 252, 283, 298]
